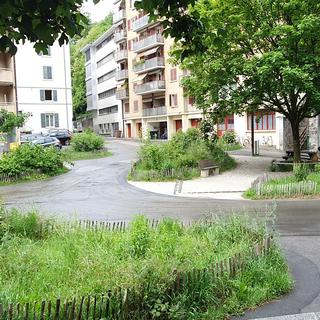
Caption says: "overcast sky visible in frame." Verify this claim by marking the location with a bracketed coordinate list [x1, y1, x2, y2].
[81, 0, 113, 22]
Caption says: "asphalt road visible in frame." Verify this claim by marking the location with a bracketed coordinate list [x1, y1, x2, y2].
[2, 139, 320, 317]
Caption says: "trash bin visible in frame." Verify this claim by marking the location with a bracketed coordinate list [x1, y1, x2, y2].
[254, 140, 260, 156]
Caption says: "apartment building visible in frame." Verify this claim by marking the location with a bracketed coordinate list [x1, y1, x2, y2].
[0, 53, 17, 114]
[113, 0, 203, 140]
[112, 1, 320, 150]
[82, 27, 123, 137]
[15, 42, 73, 133]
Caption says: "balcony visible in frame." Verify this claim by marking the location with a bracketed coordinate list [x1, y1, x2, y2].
[115, 69, 128, 81]
[115, 50, 128, 62]
[0, 102, 15, 112]
[113, 10, 126, 24]
[116, 87, 129, 100]
[114, 30, 127, 43]
[184, 104, 199, 113]
[132, 15, 150, 32]
[134, 80, 165, 94]
[133, 34, 164, 53]
[143, 106, 166, 117]
[133, 57, 165, 74]
[0, 69, 13, 86]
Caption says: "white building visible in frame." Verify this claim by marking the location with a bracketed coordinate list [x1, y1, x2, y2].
[82, 26, 123, 136]
[15, 42, 73, 133]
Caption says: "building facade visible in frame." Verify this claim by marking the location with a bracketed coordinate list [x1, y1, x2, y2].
[113, 0, 203, 140]
[0, 53, 17, 114]
[15, 42, 73, 133]
[82, 27, 123, 137]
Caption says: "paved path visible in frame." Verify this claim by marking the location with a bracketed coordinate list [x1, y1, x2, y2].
[1, 139, 320, 318]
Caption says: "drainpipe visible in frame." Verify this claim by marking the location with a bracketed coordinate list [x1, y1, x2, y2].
[251, 112, 255, 156]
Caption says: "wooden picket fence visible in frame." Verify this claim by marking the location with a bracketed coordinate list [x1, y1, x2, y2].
[0, 236, 272, 320]
[251, 173, 269, 188]
[0, 172, 32, 183]
[253, 180, 317, 197]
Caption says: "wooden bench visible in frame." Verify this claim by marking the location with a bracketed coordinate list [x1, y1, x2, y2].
[283, 150, 319, 163]
[198, 160, 220, 178]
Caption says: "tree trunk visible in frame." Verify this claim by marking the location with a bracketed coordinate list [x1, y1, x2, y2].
[290, 120, 301, 163]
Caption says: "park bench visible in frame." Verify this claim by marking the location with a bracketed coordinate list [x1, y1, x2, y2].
[282, 150, 318, 163]
[198, 159, 220, 178]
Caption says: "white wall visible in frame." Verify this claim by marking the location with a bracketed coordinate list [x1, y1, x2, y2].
[15, 42, 73, 133]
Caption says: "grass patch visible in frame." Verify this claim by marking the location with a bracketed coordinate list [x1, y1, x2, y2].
[61, 147, 112, 162]
[0, 207, 292, 318]
[130, 129, 236, 181]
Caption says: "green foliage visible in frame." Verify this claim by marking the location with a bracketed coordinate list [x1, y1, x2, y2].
[293, 163, 310, 181]
[0, 0, 93, 55]
[221, 131, 237, 145]
[132, 129, 235, 181]
[0, 110, 29, 133]
[71, 15, 112, 118]
[0, 144, 63, 175]
[71, 131, 105, 152]
[61, 148, 111, 162]
[0, 208, 292, 319]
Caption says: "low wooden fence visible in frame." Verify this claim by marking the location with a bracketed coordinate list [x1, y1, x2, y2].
[0, 236, 272, 320]
[0, 172, 32, 183]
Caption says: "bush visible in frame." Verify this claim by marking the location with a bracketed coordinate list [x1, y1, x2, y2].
[71, 131, 105, 152]
[0, 144, 63, 176]
[132, 129, 236, 181]
[221, 130, 238, 145]
[293, 163, 309, 181]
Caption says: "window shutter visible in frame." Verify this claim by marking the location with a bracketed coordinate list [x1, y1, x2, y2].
[54, 114, 59, 128]
[40, 90, 45, 101]
[43, 66, 46, 79]
[53, 90, 58, 101]
[41, 114, 46, 128]
[48, 67, 52, 79]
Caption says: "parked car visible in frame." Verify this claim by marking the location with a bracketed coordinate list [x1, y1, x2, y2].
[31, 137, 62, 150]
[20, 134, 43, 144]
[48, 129, 72, 145]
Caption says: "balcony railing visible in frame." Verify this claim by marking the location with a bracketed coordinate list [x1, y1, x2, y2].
[114, 30, 127, 43]
[115, 69, 128, 81]
[184, 104, 199, 113]
[113, 10, 126, 24]
[133, 57, 165, 73]
[115, 50, 128, 62]
[142, 106, 166, 117]
[134, 80, 165, 94]
[116, 87, 129, 100]
[0, 68, 13, 85]
[0, 102, 15, 112]
[133, 34, 164, 53]
[132, 15, 150, 32]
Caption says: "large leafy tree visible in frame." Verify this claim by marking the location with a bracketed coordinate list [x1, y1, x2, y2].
[0, 0, 99, 54]
[137, 0, 320, 162]
[71, 15, 112, 118]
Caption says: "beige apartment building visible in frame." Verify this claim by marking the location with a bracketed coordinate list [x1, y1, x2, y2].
[113, 0, 203, 140]
[0, 53, 17, 114]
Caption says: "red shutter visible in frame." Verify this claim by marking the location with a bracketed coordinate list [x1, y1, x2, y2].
[175, 120, 182, 131]
[127, 20, 131, 31]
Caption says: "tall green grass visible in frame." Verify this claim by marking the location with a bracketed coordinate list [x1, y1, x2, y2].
[0, 207, 292, 318]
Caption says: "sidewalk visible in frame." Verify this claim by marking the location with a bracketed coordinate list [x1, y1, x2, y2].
[128, 147, 287, 200]
[251, 314, 320, 320]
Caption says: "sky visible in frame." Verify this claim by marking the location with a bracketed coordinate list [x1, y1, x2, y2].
[81, 0, 113, 22]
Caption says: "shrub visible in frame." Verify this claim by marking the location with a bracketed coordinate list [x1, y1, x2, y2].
[71, 131, 105, 152]
[0, 144, 63, 176]
[293, 163, 309, 181]
[221, 130, 238, 145]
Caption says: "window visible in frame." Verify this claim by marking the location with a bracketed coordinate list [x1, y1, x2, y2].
[96, 35, 113, 51]
[134, 100, 139, 112]
[41, 113, 59, 128]
[98, 69, 116, 84]
[85, 65, 91, 78]
[86, 80, 92, 93]
[218, 115, 234, 133]
[40, 90, 57, 101]
[98, 88, 116, 100]
[170, 68, 177, 81]
[125, 103, 130, 113]
[127, 20, 131, 31]
[43, 66, 52, 79]
[97, 52, 114, 68]
[85, 50, 91, 62]
[99, 105, 118, 115]
[188, 96, 194, 105]
[247, 111, 275, 130]
[169, 94, 178, 107]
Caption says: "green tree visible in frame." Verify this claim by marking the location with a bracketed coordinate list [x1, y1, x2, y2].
[0, 0, 101, 54]
[0, 110, 29, 133]
[71, 14, 112, 118]
[137, 0, 320, 162]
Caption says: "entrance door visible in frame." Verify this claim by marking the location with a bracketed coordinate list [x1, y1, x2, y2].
[127, 124, 131, 138]
[191, 118, 201, 128]
[175, 120, 182, 131]
[137, 123, 142, 138]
